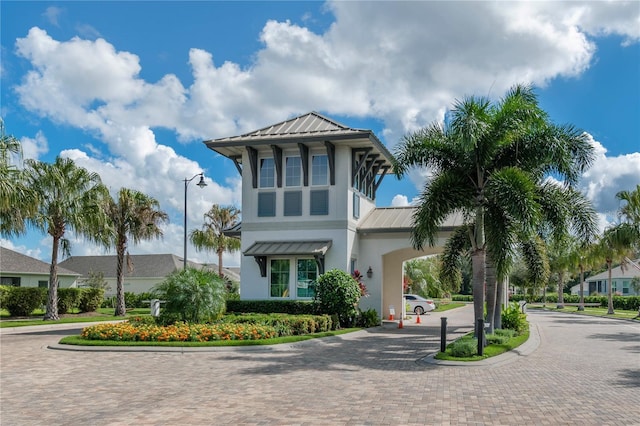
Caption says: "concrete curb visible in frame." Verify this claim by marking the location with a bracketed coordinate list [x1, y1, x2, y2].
[419, 322, 541, 367]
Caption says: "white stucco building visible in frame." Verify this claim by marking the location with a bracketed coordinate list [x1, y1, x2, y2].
[205, 112, 461, 319]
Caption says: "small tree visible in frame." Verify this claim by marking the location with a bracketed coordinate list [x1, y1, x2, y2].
[80, 270, 111, 292]
[314, 269, 361, 327]
[152, 267, 226, 324]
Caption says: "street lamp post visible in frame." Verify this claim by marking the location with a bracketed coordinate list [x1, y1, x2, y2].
[184, 173, 207, 269]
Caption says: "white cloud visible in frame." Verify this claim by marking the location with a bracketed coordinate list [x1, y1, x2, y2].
[0, 239, 43, 260]
[42, 6, 62, 27]
[9, 2, 639, 259]
[390, 195, 410, 207]
[20, 131, 48, 161]
[579, 135, 640, 215]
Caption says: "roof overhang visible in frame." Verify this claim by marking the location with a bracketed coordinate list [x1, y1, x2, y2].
[244, 240, 332, 277]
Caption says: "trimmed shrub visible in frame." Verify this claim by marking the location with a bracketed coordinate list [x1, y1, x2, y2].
[0, 285, 12, 309]
[57, 288, 82, 314]
[485, 333, 509, 345]
[5, 287, 46, 316]
[450, 338, 477, 357]
[314, 269, 361, 327]
[494, 328, 516, 339]
[451, 294, 473, 302]
[221, 313, 333, 336]
[79, 288, 104, 313]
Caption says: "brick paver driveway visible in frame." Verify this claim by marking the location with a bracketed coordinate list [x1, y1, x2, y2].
[1, 305, 638, 425]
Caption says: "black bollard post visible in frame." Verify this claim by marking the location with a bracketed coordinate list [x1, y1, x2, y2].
[440, 317, 447, 353]
[477, 318, 484, 356]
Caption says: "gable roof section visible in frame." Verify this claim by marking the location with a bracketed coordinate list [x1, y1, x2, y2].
[204, 111, 393, 169]
[0, 247, 79, 276]
[586, 260, 640, 281]
[358, 207, 463, 233]
[58, 254, 240, 282]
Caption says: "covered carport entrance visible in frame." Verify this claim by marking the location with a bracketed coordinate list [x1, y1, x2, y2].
[356, 207, 462, 321]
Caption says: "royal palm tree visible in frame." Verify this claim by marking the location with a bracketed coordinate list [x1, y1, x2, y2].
[393, 84, 595, 335]
[0, 119, 37, 237]
[24, 157, 109, 320]
[103, 188, 168, 316]
[596, 224, 637, 314]
[190, 204, 241, 277]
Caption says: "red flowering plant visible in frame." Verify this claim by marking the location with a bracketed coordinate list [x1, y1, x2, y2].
[352, 270, 369, 297]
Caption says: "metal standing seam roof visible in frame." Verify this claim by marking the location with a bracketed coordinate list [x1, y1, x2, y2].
[0, 247, 79, 276]
[203, 111, 394, 169]
[244, 240, 332, 256]
[357, 207, 464, 233]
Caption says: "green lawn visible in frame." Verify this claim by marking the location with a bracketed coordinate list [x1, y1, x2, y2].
[435, 329, 530, 362]
[0, 308, 150, 328]
[434, 302, 465, 312]
[527, 305, 639, 320]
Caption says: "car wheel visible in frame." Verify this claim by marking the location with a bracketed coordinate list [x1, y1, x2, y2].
[414, 306, 425, 315]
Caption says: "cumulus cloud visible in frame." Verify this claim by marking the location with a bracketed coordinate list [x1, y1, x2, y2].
[20, 131, 48, 161]
[42, 6, 62, 27]
[9, 2, 639, 258]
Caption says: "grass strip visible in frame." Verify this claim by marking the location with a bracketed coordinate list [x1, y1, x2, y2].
[59, 328, 361, 347]
[0, 309, 151, 328]
[434, 302, 465, 312]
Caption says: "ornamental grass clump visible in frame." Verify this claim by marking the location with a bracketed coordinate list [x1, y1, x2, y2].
[81, 321, 278, 342]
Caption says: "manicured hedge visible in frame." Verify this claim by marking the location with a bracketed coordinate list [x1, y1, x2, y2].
[510, 294, 639, 311]
[1, 286, 105, 316]
[221, 313, 334, 334]
[226, 300, 317, 315]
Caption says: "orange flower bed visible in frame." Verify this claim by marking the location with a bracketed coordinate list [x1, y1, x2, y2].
[81, 321, 278, 342]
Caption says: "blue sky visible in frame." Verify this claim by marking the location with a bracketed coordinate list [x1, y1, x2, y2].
[2, 1, 639, 266]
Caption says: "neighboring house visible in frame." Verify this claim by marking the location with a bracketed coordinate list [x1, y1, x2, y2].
[59, 254, 240, 297]
[205, 112, 461, 319]
[571, 260, 640, 296]
[0, 246, 80, 289]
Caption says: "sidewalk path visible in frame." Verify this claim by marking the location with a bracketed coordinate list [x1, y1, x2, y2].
[1, 305, 638, 425]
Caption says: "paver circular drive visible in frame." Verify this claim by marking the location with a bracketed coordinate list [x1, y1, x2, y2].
[1, 305, 638, 425]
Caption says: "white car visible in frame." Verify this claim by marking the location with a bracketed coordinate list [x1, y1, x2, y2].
[404, 294, 436, 315]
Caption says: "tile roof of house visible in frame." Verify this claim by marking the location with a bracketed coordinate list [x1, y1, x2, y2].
[58, 254, 240, 282]
[204, 111, 393, 169]
[0, 247, 79, 276]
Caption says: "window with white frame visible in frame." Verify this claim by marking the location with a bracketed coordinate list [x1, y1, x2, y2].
[296, 259, 317, 298]
[285, 156, 301, 187]
[260, 158, 275, 188]
[312, 155, 328, 186]
[270, 259, 290, 298]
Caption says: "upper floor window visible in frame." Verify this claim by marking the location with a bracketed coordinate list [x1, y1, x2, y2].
[285, 156, 301, 187]
[312, 155, 328, 186]
[260, 158, 275, 188]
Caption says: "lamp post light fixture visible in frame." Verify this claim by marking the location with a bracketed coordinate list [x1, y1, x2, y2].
[183, 173, 207, 269]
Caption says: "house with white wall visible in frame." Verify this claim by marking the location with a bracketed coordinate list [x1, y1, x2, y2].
[59, 254, 240, 297]
[0, 246, 80, 289]
[571, 260, 640, 296]
[205, 112, 461, 319]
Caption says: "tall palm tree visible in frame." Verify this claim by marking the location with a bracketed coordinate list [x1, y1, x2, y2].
[616, 184, 640, 229]
[103, 188, 168, 316]
[596, 224, 637, 314]
[190, 204, 241, 277]
[393, 84, 595, 335]
[0, 119, 37, 237]
[24, 157, 109, 320]
[566, 240, 598, 311]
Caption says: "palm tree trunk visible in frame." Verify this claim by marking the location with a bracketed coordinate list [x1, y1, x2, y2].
[607, 259, 615, 314]
[44, 236, 60, 320]
[485, 256, 497, 334]
[494, 277, 504, 329]
[578, 265, 585, 311]
[471, 248, 486, 338]
[556, 273, 565, 309]
[114, 245, 127, 316]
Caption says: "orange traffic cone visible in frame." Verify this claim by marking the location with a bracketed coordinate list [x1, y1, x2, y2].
[389, 313, 394, 321]
[416, 314, 421, 324]
[398, 318, 404, 329]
